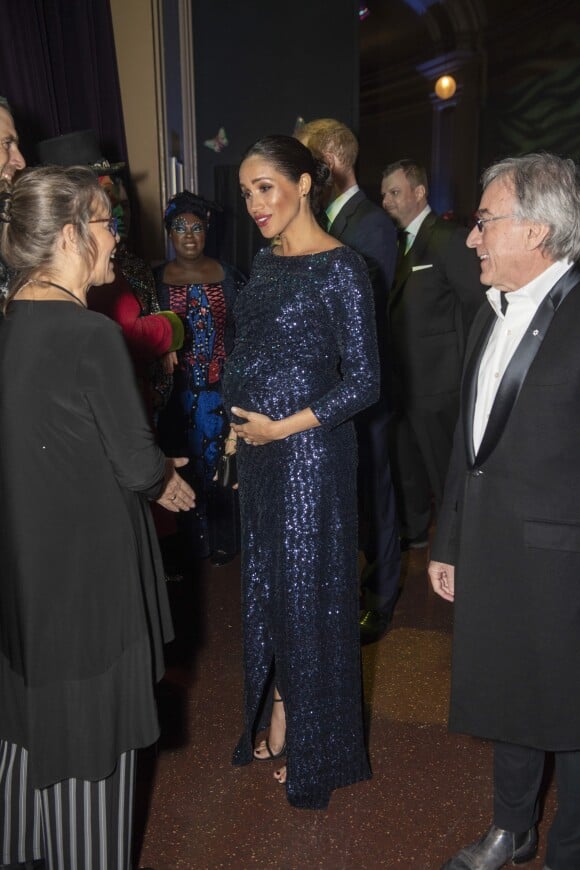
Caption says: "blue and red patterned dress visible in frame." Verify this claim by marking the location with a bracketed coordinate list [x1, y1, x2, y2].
[155, 262, 243, 557]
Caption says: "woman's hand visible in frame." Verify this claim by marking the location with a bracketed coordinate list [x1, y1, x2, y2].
[224, 426, 238, 456]
[230, 405, 320, 446]
[214, 428, 239, 489]
[157, 457, 196, 512]
[161, 351, 178, 375]
[231, 406, 282, 446]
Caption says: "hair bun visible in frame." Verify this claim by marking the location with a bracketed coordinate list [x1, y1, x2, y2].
[0, 190, 12, 223]
[314, 159, 330, 187]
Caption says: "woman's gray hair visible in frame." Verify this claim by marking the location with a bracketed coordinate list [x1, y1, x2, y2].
[482, 153, 580, 261]
[0, 165, 109, 310]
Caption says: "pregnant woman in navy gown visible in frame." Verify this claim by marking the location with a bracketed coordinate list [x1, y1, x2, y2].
[222, 135, 379, 809]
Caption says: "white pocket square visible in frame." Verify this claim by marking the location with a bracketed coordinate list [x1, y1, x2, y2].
[412, 264, 433, 272]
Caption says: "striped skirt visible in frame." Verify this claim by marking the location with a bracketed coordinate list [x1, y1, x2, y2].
[0, 741, 136, 870]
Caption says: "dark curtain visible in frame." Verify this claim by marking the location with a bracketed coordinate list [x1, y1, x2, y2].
[214, 165, 261, 277]
[0, 0, 126, 167]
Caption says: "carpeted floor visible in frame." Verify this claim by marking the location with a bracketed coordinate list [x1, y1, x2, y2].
[136, 547, 555, 869]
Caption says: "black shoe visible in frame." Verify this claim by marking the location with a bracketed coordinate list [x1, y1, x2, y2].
[441, 824, 538, 869]
[400, 534, 429, 552]
[209, 550, 234, 567]
[360, 608, 392, 645]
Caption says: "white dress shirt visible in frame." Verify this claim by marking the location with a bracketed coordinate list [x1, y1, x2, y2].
[472, 259, 573, 453]
[404, 205, 431, 253]
[326, 184, 359, 229]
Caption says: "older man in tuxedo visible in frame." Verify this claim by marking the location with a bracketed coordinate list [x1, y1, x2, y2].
[430, 153, 580, 870]
[299, 118, 400, 644]
[382, 160, 483, 549]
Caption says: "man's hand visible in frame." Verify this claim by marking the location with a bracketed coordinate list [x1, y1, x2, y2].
[428, 560, 455, 602]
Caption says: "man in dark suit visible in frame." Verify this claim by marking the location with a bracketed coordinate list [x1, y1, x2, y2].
[429, 152, 580, 870]
[382, 160, 483, 548]
[0, 97, 25, 184]
[1, 97, 26, 301]
[299, 119, 400, 644]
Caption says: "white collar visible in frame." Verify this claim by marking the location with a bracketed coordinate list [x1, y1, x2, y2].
[486, 259, 573, 318]
[404, 205, 431, 238]
[326, 184, 360, 226]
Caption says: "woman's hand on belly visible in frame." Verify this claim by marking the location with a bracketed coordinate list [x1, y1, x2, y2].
[231, 404, 320, 446]
[231, 406, 282, 446]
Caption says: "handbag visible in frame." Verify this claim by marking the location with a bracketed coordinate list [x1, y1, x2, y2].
[216, 452, 237, 488]
[209, 453, 240, 562]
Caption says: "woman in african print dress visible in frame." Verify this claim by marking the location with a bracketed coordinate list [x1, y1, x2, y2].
[155, 191, 244, 564]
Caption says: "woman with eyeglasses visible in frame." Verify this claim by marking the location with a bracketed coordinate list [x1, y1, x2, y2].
[154, 190, 245, 566]
[35, 130, 184, 422]
[0, 165, 195, 868]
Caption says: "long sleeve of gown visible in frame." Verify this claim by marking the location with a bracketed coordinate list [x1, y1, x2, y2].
[310, 252, 380, 428]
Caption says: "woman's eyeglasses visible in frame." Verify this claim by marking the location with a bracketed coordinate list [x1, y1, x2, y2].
[89, 216, 119, 236]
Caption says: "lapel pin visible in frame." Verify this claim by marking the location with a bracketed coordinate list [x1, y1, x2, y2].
[532, 329, 539, 336]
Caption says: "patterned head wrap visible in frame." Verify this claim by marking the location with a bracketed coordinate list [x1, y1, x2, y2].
[163, 190, 223, 231]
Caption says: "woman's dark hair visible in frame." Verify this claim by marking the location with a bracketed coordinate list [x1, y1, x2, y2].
[241, 135, 330, 212]
[163, 190, 222, 231]
[0, 165, 108, 311]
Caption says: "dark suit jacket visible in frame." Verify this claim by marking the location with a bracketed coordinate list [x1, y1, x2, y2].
[388, 212, 483, 407]
[431, 263, 580, 750]
[329, 189, 397, 388]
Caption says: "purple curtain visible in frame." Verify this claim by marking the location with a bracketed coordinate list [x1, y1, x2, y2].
[0, 0, 126, 167]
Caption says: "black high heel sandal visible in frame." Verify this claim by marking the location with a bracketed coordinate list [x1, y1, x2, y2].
[253, 697, 286, 761]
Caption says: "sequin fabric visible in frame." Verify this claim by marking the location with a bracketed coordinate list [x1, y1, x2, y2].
[222, 246, 379, 809]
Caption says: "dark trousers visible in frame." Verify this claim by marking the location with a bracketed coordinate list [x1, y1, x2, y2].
[493, 740, 580, 870]
[0, 741, 136, 870]
[389, 396, 458, 540]
[356, 401, 400, 613]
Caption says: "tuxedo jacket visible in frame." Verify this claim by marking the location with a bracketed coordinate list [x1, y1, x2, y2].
[329, 190, 397, 387]
[431, 262, 580, 750]
[388, 212, 483, 406]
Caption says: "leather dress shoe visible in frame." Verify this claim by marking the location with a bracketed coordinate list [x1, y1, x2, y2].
[360, 608, 392, 645]
[441, 824, 538, 869]
[209, 549, 234, 567]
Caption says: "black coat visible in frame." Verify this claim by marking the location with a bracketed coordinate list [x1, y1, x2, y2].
[432, 263, 580, 750]
[329, 189, 397, 389]
[0, 303, 173, 787]
[388, 212, 483, 407]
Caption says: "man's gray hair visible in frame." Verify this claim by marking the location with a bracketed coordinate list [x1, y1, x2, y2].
[0, 96, 12, 113]
[482, 153, 580, 261]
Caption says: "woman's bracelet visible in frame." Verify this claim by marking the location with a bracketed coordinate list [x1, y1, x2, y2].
[225, 437, 237, 443]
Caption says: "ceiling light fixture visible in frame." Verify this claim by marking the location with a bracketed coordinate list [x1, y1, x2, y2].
[434, 75, 457, 100]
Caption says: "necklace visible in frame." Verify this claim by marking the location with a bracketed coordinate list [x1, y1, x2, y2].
[27, 280, 87, 309]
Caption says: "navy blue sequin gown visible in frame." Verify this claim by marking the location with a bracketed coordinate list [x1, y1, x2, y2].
[222, 246, 380, 809]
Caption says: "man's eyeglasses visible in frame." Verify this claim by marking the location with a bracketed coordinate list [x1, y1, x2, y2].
[89, 216, 119, 236]
[473, 214, 515, 233]
[171, 217, 205, 235]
